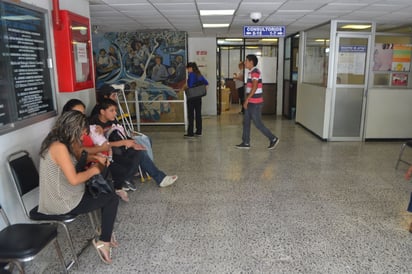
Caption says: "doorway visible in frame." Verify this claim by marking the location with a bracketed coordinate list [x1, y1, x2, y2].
[330, 34, 371, 141]
[217, 38, 279, 115]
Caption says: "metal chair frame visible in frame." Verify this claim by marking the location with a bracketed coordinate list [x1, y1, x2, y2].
[7, 150, 99, 271]
[0, 205, 67, 274]
[395, 140, 412, 169]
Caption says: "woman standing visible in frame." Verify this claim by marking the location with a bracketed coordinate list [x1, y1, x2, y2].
[184, 62, 208, 138]
[38, 111, 119, 264]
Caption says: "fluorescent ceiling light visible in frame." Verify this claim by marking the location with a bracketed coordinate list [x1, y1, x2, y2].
[225, 38, 242, 41]
[200, 10, 234, 16]
[341, 24, 371, 30]
[315, 39, 329, 42]
[261, 38, 278, 42]
[203, 23, 229, 28]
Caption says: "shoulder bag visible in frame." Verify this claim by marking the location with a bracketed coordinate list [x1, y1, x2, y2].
[185, 79, 206, 100]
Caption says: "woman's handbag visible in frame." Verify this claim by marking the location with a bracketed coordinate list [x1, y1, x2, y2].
[86, 173, 113, 199]
[76, 150, 113, 198]
[185, 84, 206, 100]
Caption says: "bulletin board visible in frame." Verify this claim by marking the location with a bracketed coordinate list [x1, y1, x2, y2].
[0, 0, 56, 135]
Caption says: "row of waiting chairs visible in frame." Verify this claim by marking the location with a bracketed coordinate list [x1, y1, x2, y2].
[2, 150, 100, 273]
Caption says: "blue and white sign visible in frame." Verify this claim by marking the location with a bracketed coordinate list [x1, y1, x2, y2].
[243, 26, 286, 38]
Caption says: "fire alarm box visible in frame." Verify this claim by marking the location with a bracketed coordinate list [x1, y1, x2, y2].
[54, 10, 94, 92]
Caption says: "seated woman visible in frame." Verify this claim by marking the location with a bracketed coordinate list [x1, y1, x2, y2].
[89, 98, 178, 187]
[38, 110, 119, 264]
[63, 99, 130, 202]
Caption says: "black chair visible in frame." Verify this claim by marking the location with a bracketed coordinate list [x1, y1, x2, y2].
[7, 150, 99, 270]
[0, 204, 67, 274]
[395, 140, 412, 169]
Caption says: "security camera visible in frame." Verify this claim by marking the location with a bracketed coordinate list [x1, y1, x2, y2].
[250, 12, 262, 23]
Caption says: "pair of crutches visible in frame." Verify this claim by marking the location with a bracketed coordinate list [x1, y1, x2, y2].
[112, 84, 152, 183]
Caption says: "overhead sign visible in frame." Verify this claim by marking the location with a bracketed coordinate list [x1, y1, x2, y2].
[243, 26, 286, 38]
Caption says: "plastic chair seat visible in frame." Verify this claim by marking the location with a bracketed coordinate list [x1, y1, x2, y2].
[29, 206, 77, 222]
[0, 223, 58, 259]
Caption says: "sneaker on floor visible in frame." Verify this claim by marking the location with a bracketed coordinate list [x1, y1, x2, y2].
[195, 133, 202, 137]
[235, 143, 250, 149]
[184, 134, 195, 139]
[268, 138, 279, 150]
[122, 180, 137, 191]
[115, 189, 129, 202]
[159, 175, 178, 187]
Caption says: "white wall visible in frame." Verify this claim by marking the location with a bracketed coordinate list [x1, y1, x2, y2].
[188, 37, 217, 115]
[295, 83, 328, 139]
[0, 0, 93, 225]
[365, 88, 412, 138]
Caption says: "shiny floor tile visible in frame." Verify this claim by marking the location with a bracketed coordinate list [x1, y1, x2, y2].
[28, 110, 412, 273]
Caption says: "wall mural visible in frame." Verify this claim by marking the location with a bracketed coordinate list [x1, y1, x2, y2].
[92, 31, 187, 122]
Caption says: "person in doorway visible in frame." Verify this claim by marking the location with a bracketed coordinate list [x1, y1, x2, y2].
[233, 61, 245, 114]
[184, 62, 209, 138]
[236, 54, 279, 150]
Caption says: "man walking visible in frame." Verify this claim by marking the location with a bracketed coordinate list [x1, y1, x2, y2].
[236, 54, 279, 150]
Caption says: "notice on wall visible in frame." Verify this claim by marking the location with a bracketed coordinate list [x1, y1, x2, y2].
[337, 45, 366, 75]
[3, 2, 52, 120]
[0, 0, 54, 134]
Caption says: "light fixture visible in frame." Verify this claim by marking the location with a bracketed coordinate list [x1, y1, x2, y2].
[225, 38, 242, 41]
[203, 23, 229, 28]
[340, 24, 371, 30]
[261, 38, 278, 42]
[200, 10, 235, 16]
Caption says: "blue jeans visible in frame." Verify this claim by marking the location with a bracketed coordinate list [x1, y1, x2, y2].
[242, 103, 276, 145]
[113, 149, 166, 185]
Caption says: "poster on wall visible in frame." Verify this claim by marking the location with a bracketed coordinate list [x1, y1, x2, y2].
[196, 50, 208, 78]
[391, 44, 412, 72]
[337, 45, 366, 75]
[392, 73, 408, 86]
[92, 31, 187, 123]
[373, 43, 393, 71]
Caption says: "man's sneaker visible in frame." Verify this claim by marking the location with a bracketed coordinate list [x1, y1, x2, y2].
[268, 138, 279, 150]
[159, 175, 178, 187]
[122, 180, 137, 191]
[184, 134, 195, 138]
[235, 143, 250, 149]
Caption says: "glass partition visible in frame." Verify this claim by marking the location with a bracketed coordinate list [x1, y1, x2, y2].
[372, 26, 412, 88]
[302, 23, 330, 86]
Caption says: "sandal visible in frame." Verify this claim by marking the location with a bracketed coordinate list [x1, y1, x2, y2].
[159, 175, 178, 188]
[115, 189, 129, 202]
[92, 239, 112, 264]
[110, 233, 119, 248]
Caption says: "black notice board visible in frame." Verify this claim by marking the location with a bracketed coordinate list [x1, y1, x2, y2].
[0, 0, 56, 134]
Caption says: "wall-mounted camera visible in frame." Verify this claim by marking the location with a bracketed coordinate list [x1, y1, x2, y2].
[250, 12, 262, 23]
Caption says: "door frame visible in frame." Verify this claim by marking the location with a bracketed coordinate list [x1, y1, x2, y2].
[329, 32, 372, 141]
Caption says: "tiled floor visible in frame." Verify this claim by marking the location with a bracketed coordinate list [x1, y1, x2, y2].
[24, 108, 412, 273]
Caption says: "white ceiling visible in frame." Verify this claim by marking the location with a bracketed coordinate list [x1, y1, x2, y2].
[89, 0, 412, 37]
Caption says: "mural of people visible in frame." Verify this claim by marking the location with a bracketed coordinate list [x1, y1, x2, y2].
[151, 56, 169, 83]
[92, 31, 186, 122]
